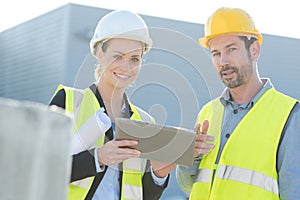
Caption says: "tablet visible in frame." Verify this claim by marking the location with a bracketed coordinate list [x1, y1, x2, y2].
[115, 118, 196, 167]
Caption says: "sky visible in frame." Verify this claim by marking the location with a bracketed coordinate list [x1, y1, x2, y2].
[0, 0, 299, 39]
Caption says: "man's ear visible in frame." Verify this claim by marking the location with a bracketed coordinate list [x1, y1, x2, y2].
[250, 40, 260, 60]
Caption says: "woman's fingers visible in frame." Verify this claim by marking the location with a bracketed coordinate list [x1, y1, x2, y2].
[98, 140, 141, 166]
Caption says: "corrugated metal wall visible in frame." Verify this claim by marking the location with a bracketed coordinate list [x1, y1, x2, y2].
[0, 6, 69, 103]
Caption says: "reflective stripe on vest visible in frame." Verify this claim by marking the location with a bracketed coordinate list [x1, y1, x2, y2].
[195, 168, 211, 183]
[54, 85, 151, 200]
[190, 88, 297, 200]
[71, 177, 91, 189]
[123, 184, 142, 200]
[217, 165, 278, 195]
[195, 165, 279, 195]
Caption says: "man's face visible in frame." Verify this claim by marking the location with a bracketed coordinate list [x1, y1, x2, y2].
[209, 35, 254, 88]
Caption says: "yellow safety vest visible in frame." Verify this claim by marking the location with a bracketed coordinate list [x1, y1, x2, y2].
[54, 85, 154, 200]
[190, 88, 297, 200]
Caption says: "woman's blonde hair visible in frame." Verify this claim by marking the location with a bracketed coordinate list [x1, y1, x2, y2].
[93, 40, 109, 82]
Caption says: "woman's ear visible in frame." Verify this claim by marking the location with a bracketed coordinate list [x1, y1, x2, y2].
[95, 46, 104, 64]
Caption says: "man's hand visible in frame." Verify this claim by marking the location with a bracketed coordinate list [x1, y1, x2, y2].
[194, 120, 215, 157]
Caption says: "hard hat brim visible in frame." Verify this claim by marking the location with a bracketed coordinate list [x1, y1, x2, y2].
[199, 32, 263, 49]
[90, 34, 152, 57]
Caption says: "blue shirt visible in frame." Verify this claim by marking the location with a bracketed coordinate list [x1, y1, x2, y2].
[176, 79, 300, 199]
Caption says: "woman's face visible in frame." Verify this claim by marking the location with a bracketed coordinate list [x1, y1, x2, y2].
[96, 38, 144, 89]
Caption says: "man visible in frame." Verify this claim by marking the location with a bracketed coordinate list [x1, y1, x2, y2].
[176, 7, 300, 200]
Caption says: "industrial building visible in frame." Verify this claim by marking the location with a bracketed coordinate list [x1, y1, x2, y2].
[1, 3, 300, 199]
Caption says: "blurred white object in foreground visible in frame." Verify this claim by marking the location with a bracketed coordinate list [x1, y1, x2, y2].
[0, 97, 72, 200]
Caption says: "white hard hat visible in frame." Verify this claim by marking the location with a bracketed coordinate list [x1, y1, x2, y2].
[90, 10, 152, 57]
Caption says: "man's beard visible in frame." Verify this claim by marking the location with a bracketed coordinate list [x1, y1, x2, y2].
[220, 66, 247, 88]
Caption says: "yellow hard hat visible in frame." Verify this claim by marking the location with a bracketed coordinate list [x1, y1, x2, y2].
[199, 7, 263, 48]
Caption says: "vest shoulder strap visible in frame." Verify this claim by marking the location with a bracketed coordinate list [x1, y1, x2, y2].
[53, 84, 84, 112]
[130, 104, 155, 123]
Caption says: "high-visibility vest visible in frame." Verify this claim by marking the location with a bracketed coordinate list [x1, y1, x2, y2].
[54, 85, 154, 200]
[190, 88, 297, 200]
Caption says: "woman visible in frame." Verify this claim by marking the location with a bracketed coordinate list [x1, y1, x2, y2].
[50, 10, 175, 200]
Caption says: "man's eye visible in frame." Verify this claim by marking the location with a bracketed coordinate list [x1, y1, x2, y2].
[212, 52, 220, 57]
[132, 57, 140, 62]
[114, 55, 122, 60]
